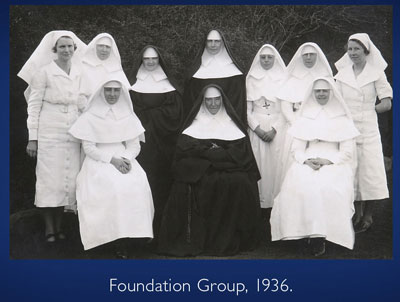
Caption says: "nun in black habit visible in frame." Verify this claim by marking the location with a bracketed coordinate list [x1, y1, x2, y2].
[129, 45, 183, 241]
[183, 29, 247, 124]
[158, 84, 262, 257]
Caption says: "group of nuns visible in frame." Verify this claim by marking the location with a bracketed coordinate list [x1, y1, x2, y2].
[18, 28, 392, 258]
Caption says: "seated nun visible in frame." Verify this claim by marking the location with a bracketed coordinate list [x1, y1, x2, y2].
[81, 33, 130, 95]
[69, 78, 154, 258]
[270, 77, 360, 257]
[274, 42, 333, 197]
[183, 29, 247, 123]
[129, 45, 183, 242]
[158, 84, 262, 257]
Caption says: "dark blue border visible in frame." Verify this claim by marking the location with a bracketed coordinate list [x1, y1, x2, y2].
[4, 1, 400, 301]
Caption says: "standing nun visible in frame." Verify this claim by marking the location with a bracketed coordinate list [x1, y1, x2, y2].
[69, 78, 154, 258]
[158, 84, 262, 256]
[129, 45, 183, 243]
[271, 77, 360, 256]
[17, 30, 88, 243]
[274, 42, 333, 196]
[183, 29, 247, 123]
[246, 44, 287, 209]
[81, 33, 130, 95]
[335, 33, 392, 233]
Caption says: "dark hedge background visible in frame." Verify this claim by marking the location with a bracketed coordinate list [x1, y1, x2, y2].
[10, 5, 393, 215]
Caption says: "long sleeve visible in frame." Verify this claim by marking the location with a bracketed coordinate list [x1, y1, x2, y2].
[246, 101, 259, 131]
[328, 139, 354, 164]
[120, 138, 141, 161]
[77, 72, 91, 112]
[82, 140, 114, 163]
[281, 100, 295, 125]
[27, 69, 46, 140]
[291, 138, 308, 164]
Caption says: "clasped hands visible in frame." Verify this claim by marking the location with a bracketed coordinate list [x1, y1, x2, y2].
[254, 126, 276, 142]
[111, 156, 132, 174]
[304, 158, 333, 170]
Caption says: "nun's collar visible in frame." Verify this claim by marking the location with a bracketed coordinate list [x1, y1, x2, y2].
[136, 64, 168, 82]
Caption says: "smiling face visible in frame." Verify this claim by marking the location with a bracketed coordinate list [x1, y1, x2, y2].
[314, 89, 330, 105]
[55, 37, 75, 62]
[313, 79, 331, 105]
[204, 86, 222, 115]
[142, 47, 159, 71]
[205, 30, 223, 55]
[347, 40, 367, 65]
[103, 81, 122, 105]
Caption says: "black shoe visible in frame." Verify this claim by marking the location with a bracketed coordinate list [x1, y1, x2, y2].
[115, 250, 128, 259]
[311, 238, 325, 257]
[354, 219, 373, 234]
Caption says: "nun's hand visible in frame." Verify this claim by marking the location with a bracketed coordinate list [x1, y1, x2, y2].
[304, 159, 321, 170]
[314, 158, 333, 166]
[254, 126, 267, 140]
[121, 157, 132, 172]
[26, 140, 38, 158]
[263, 128, 277, 143]
[111, 157, 130, 174]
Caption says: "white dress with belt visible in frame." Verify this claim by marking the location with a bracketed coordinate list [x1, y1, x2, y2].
[27, 61, 87, 208]
[335, 63, 392, 201]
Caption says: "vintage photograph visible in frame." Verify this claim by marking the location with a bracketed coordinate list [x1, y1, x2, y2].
[10, 5, 393, 260]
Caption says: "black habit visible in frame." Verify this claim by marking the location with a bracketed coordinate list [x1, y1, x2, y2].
[129, 45, 183, 241]
[158, 84, 262, 256]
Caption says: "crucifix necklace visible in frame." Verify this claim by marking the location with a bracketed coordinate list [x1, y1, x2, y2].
[263, 100, 270, 109]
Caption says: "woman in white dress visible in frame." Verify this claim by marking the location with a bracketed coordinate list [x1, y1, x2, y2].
[246, 44, 286, 209]
[69, 78, 154, 258]
[335, 33, 392, 233]
[17, 31, 88, 243]
[274, 43, 333, 197]
[270, 77, 360, 256]
[81, 33, 130, 94]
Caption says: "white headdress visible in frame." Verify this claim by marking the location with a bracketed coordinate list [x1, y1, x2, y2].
[246, 44, 287, 101]
[17, 30, 87, 86]
[276, 42, 333, 103]
[69, 76, 145, 143]
[131, 46, 175, 93]
[193, 30, 242, 79]
[288, 77, 359, 142]
[286, 42, 332, 79]
[182, 86, 245, 140]
[82, 33, 123, 73]
[334, 33, 388, 71]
